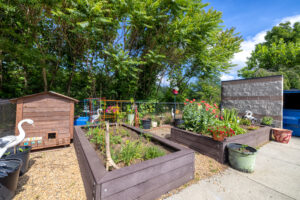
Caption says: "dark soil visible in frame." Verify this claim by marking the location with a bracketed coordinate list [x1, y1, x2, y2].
[83, 126, 172, 170]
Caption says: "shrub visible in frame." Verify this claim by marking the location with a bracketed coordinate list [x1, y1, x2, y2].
[261, 116, 273, 126]
[144, 146, 165, 160]
[182, 99, 219, 134]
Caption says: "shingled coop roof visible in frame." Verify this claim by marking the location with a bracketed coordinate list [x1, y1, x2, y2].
[10, 91, 79, 103]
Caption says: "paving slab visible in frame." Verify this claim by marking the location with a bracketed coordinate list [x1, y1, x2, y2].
[165, 137, 300, 200]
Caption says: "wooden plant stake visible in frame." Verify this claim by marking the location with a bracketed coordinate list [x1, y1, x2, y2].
[134, 104, 139, 128]
[105, 122, 119, 170]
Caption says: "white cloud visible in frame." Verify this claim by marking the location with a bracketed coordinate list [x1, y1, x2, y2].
[225, 14, 300, 81]
[220, 74, 235, 81]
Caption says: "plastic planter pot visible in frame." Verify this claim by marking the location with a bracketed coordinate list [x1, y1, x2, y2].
[141, 119, 151, 129]
[174, 119, 184, 128]
[3, 146, 32, 176]
[272, 128, 293, 144]
[127, 114, 135, 126]
[227, 143, 257, 173]
[0, 158, 22, 200]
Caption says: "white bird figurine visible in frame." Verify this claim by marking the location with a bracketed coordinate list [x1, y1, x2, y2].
[171, 108, 175, 119]
[91, 108, 102, 123]
[0, 119, 34, 159]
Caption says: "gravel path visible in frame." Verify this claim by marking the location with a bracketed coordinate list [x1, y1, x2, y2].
[14, 144, 86, 200]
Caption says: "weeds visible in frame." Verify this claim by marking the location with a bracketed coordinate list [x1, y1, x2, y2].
[144, 146, 165, 160]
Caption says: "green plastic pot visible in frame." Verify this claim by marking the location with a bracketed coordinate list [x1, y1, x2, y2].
[227, 143, 257, 173]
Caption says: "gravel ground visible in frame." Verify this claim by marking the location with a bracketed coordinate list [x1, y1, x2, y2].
[13, 126, 226, 200]
[14, 144, 86, 200]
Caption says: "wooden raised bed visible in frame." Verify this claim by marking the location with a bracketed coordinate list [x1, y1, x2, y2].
[171, 126, 272, 163]
[73, 124, 194, 200]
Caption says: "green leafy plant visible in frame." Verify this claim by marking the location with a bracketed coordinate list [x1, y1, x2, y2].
[222, 108, 238, 123]
[182, 99, 219, 134]
[240, 118, 251, 126]
[261, 116, 273, 126]
[144, 146, 165, 160]
[120, 140, 143, 166]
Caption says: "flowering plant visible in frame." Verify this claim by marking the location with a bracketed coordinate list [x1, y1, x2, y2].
[106, 106, 119, 114]
[208, 126, 236, 141]
[182, 99, 219, 134]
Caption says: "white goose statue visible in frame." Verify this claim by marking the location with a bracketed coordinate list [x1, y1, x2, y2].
[91, 108, 102, 123]
[0, 119, 34, 159]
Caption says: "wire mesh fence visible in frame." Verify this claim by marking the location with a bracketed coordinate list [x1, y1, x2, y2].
[0, 99, 16, 137]
[75, 99, 185, 125]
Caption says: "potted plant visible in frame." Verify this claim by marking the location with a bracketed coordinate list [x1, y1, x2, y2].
[227, 143, 257, 173]
[139, 102, 155, 129]
[127, 99, 135, 125]
[261, 116, 273, 126]
[2, 146, 32, 175]
[272, 128, 293, 144]
[0, 158, 22, 199]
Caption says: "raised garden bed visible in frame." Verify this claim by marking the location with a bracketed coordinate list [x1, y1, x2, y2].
[171, 126, 272, 163]
[74, 124, 194, 200]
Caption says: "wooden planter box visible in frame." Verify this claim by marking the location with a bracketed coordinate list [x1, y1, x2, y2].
[171, 126, 272, 163]
[74, 124, 194, 200]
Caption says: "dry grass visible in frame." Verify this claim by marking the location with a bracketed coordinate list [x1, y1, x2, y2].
[14, 144, 86, 200]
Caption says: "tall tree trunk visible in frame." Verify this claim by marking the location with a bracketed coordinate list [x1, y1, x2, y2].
[0, 50, 2, 91]
[67, 63, 75, 96]
[42, 67, 47, 92]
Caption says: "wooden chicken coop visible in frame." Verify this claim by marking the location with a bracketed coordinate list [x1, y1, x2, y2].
[10, 91, 79, 150]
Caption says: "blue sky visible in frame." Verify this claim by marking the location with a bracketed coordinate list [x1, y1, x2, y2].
[203, 0, 300, 81]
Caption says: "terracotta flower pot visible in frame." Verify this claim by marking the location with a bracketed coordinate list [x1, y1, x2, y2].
[212, 133, 225, 142]
[272, 128, 292, 144]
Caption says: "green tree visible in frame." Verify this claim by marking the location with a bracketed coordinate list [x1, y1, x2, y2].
[239, 22, 300, 89]
[0, 0, 242, 100]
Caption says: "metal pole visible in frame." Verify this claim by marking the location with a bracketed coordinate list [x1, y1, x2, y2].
[174, 95, 176, 120]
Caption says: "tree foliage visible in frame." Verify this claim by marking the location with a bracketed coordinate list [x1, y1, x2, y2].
[239, 22, 300, 89]
[0, 0, 242, 100]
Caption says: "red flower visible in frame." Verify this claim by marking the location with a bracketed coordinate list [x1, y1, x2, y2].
[184, 102, 187, 105]
[197, 103, 200, 106]
[186, 99, 189, 102]
[206, 108, 209, 111]
[190, 101, 193, 103]
[214, 103, 218, 108]
[220, 116, 224, 120]
[201, 101, 205, 103]
[193, 99, 196, 102]
[215, 115, 218, 118]
[212, 109, 216, 114]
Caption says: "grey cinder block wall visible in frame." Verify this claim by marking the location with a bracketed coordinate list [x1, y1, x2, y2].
[221, 75, 283, 128]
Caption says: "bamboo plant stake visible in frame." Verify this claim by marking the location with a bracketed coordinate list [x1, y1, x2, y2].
[105, 121, 119, 170]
